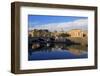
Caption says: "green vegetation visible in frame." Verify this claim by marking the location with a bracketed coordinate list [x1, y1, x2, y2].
[59, 33, 70, 37]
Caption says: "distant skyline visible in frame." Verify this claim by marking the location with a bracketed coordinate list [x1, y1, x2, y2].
[28, 15, 88, 32]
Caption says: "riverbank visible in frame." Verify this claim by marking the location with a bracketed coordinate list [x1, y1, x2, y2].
[66, 37, 87, 46]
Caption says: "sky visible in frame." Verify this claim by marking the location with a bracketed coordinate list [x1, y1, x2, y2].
[28, 15, 88, 32]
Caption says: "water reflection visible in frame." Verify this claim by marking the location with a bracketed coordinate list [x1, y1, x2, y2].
[29, 42, 87, 56]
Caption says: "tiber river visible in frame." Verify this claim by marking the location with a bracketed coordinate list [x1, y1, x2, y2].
[28, 43, 88, 61]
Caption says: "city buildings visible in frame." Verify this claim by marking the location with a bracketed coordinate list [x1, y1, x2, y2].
[28, 29, 87, 38]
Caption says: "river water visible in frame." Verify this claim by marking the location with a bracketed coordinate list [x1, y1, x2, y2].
[28, 43, 88, 61]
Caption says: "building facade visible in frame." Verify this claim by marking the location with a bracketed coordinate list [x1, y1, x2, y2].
[67, 29, 87, 38]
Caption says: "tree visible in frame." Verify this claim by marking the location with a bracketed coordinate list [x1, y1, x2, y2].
[60, 33, 70, 37]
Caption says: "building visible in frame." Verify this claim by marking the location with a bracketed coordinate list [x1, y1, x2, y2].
[28, 29, 87, 38]
[67, 29, 87, 38]
[28, 29, 50, 37]
[28, 30, 34, 37]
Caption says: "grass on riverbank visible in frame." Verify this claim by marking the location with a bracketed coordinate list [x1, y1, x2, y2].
[66, 37, 88, 46]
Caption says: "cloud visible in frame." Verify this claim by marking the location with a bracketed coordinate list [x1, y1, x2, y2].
[29, 18, 88, 32]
